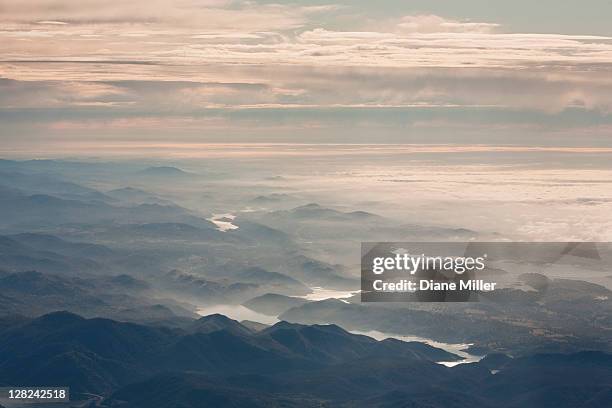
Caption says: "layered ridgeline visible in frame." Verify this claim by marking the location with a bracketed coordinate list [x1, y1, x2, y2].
[0, 312, 457, 400]
[0, 159, 611, 407]
[0, 312, 610, 408]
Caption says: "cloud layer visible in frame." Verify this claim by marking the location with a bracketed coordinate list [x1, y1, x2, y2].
[1, 1, 612, 149]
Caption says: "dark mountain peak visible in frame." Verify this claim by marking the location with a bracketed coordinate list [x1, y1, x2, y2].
[250, 293, 294, 301]
[310, 323, 348, 334]
[260, 321, 448, 365]
[265, 320, 306, 332]
[262, 321, 355, 339]
[192, 314, 252, 336]
[33, 310, 85, 327]
[198, 313, 233, 322]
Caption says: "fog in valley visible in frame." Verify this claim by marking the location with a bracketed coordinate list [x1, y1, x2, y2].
[1, 145, 612, 407]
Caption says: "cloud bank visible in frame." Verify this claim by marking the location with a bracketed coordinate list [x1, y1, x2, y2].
[1, 1, 612, 150]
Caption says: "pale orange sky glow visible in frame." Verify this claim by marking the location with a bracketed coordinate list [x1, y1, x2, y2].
[1, 1, 612, 151]
[3, 142, 612, 159]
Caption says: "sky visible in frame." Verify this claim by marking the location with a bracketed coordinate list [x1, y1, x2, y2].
[1, 0, 612, 154]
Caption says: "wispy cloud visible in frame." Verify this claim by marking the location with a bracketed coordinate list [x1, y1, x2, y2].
[1, 1, 612, 148]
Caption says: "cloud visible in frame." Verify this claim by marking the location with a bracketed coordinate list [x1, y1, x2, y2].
[3, 20, 611, 75]
[395, 14, 499, 34]
[4, 66, 612, 114]
[36, 20, 69, 25]
[0, 0, 326, 31]
[1, 2, 612, 147]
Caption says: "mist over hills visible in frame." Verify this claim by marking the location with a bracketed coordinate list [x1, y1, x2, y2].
[106, 187, 176, 206]
[0, 157, 610, 407]
[274, 203, 381, 221]
[3, 0, 612, 400]
[244, 293, 309, 316]
[278, 275, 612, 356]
